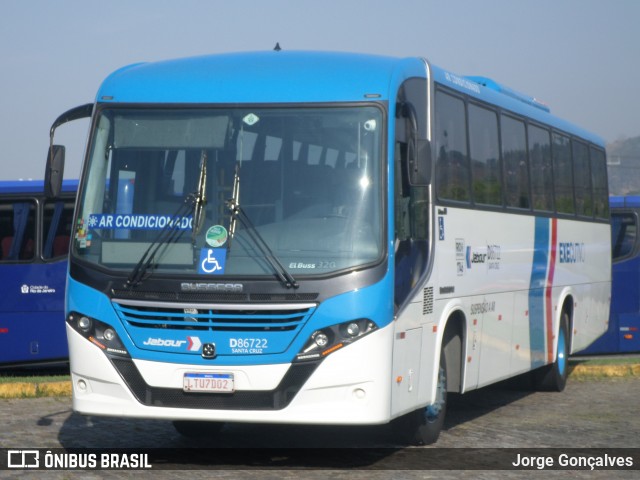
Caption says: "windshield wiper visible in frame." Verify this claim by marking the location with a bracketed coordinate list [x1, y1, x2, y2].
[126, 152, 208, 288]
[227, 199, 299, 289]
[125, 193, 197, 288]
[226, 164, 298, 289]
[192, 151, 207, 243]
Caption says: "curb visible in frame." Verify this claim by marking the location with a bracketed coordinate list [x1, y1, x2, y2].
[0, 364, 638, 399]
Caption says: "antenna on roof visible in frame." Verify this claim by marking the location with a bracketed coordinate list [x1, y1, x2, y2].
[274, 42, 282, 52]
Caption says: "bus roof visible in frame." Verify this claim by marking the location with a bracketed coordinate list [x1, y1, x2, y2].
[0, 179, 78, 195]
[97, 51, 426, 104]
[96, 50, 604, 147]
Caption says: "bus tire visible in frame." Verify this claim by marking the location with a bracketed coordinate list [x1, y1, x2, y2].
[392, 348, 447, 445]
[534, 311, 569, 392]
[172, 420, 225, 438]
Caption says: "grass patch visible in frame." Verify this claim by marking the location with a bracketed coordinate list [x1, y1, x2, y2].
[569, 356, 640, 378]
[0, 374, 70, 384]
[0, 367, 72, 398]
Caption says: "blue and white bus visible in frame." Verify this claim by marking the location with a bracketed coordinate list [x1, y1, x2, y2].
[578, 195, 640, 354]
[48, 51, 610, 444]
[0, 179, 76, 366]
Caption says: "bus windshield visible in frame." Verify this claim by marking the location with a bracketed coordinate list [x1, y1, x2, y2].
[74, 106, 384, 279]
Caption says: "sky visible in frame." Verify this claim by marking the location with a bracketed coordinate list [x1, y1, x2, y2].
[1, 0, 639, 180]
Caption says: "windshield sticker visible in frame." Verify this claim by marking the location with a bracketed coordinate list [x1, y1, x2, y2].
[198, 248, 227, 275]
[75, 218, 92, 249]
[243, 113, 260, 126]
[87, 214, 193, 230]
[205, 225, 228, 247]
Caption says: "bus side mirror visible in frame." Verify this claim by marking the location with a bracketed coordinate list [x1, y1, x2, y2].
[45, 145, 65, 198]
[409, 139, 431, 186]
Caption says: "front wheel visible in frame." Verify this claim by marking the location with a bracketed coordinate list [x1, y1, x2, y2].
[534, 311, 569, 392]
[392, 349, 447, 445]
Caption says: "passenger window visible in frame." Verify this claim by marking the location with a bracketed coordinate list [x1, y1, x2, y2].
[435, 91, 470, 202]
[528, 125, 554, 212]
[469, 104, 501, 206]
[501, 115, 529, 209]
[573, 141, 593, 217]
[590, 148, 609, 220]
[552, 133, 574, 214]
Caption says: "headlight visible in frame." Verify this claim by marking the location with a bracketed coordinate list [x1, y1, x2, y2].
[77, 316, 92, 332]
[67, 312, 129, 357]
[294, 319, 377, 362]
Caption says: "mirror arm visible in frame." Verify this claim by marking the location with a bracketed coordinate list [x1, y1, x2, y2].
[45, 103, 93, 198]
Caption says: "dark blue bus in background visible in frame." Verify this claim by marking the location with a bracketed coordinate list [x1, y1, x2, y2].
[0, 179, 76, 366]
[578, 195, 640, 354]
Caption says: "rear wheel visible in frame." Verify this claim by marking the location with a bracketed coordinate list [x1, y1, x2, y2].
[534, 311, 569, 392]
[172, 420, 225, 439]
[392, 349, 447, 445]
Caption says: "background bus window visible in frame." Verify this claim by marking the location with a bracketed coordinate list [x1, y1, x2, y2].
[612, 213, 637, 260]
[0, 200, 36, 261]
[469, 103, 501, 206]
[43, 199, 75, 259]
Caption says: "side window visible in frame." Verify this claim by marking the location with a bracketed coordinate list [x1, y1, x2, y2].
[501, 115, 530, 209]
[528, 125, 554, 212]
[0, 200, 36, 261]
[590, 147, 609, 219]
[435, 91, 470, 202]
[43, 199, 75, 259]
[572, 140, 593, 217]
[552, 133, 574, 215]
[612, 213, 637, 260]
[469, 104, 501, 206]
[394, 78, 429, 308]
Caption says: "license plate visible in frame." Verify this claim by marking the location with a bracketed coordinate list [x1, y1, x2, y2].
[183, 372, 234, 393]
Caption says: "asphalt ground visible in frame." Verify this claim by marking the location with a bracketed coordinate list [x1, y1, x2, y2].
[1, 359, 639, 479]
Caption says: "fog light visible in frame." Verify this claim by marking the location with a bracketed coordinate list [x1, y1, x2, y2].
[346, 322, 360, 337]
[78, 316, 92, 332]
[103, 328, 116, 341]
[314, 332, 329, 348]
[77, 379, 87, 391]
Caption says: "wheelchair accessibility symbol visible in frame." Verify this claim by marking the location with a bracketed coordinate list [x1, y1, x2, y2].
[198, 248, 227, 275]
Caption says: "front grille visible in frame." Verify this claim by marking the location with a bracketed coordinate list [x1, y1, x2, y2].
[112, 299, 316, 332]
[111, 289, 319, 303]
[112, 289, 248, 303]
[110, 356, 319, 410]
